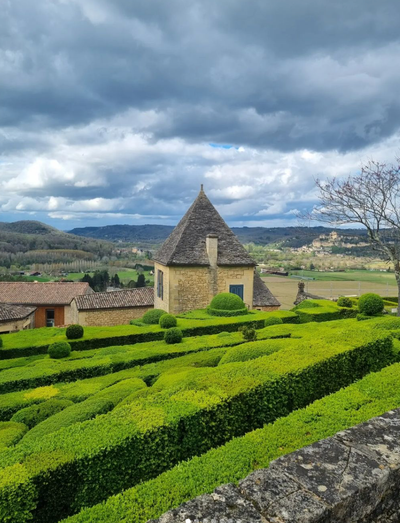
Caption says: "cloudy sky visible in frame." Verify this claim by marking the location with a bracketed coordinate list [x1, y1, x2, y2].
[1, 0, 400, 230]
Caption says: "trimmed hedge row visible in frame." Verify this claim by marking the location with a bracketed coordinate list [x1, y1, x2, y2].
[293, 299, 357, 323]
[0, 330, 248, 394]
[0, 324, 393, 522]
[0, 311, 297, 360]
[63, 362, 400, 523]
[21, 378, 146, 444]
[11, 399, 74, 429]
[0, 422, 27, 450]
[0, 348, 229, 422]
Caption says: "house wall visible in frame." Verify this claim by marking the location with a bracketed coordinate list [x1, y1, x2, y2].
[34, 306, 65, 328]
[78, 306, 152, 326]
[0, 314, 35, 333]
[154, 262, 254, 314]
[65, 303, 79, 325]
[254, 306, 280, 312]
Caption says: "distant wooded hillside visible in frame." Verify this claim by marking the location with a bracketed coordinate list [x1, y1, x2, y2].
[69, 224, 368, 247]
[0, 221, 113, 267]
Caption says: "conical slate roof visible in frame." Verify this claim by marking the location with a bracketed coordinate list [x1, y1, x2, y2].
[154, 188, 256, 267]
[252, 272, 281, 307]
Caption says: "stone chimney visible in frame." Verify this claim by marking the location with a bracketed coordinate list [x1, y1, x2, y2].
[206, 233, 218, 267]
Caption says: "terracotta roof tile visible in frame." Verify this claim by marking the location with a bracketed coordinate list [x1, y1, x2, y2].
[0, 282, 92, 306]
[75, 287, 154, 310]
[0, 303, 36, 323]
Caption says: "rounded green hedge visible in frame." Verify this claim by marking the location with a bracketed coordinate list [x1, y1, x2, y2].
[159, 314, 177, 329]
[337, 297, 353, 308]
[210, 293, 246, 311]
[142, 309, 167, 325]
[48, 341, 71, 359]
[164, 327, 183, 344]
[356, 313, 372, 321]
[66, 324, 84, 340]
[0, 337, 3, 348]
[358, 293, 384, 316]
[11, 399, 74, 429]
[264, 316, 283, 327]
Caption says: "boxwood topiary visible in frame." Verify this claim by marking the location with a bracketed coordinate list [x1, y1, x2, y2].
[66, 324, 84, 340]
[11, 399, 74, 429]
[264, 316, 283, 327]
[207, 292, 248, 317]
[337, 297, 353, 308]
[48, 341, 71, 359]
[358, 293, 384, 316]
[159, 314, 177, 329]
[164, 327, 183, 344]
[210, 293, 246, 311]
[142, 309, 167, 325]
[357, 313, 372, 321]
[0, 337, 2, 348]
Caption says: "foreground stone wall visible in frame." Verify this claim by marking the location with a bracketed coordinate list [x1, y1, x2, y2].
[151, 409, 400, 523]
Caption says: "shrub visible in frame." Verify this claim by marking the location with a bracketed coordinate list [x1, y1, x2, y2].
[129, 319, 145, 326]
[217, 331, 231, 338]
[11, 399, 73, 429]
[0, 421, 27, 449]
[159, 314, 177, 329]
[358, 293, 384, 316]
[219, 339, 293, 365]
[164, 328, 183, 344]
[239, 325, 257, 342]
[337, 297, 353, 308]
[66, 324, 84, 340]
[142, 309, 167, 325]
[48, 341, 71, 359]
[209, 292, 246, 311]
[357, 313, 371, 321]
[0, 324, 393, 522]
[264, 316, 283, 327]
[294, 300, 321, 309]
[0, 337, 2, 348]
[61, 362, 400, 523]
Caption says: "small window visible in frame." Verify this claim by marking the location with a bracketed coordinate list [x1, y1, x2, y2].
[229, 284, 244, 300]
[157, 270, 164, 300]
[46, 309, 55, 328]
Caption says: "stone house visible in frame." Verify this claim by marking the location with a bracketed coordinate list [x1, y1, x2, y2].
[153, 186, 280, 314]
[0, 282, 93, 328]
[72, 287, 154, 326]
[0, 303, 36, 333]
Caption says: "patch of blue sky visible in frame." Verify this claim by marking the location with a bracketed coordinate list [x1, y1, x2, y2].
[209, 143, 239, 150]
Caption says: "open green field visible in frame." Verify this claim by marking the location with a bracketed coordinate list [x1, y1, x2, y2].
[263, 271, 397, 309]
[1, 300, 400, 523]
[290, 269, 396, 284]
[67, 269, 154, 285]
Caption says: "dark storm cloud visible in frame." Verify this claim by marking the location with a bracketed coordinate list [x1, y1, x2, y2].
[1, 0, 400, 227]
[1, 0, 399, 150]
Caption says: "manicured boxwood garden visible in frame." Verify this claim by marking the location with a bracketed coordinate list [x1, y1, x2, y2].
[0, 318, 396, 523]
[62, 361, 400, 523]
[0, 309, 297, 360]
[2, 305, 400, 523]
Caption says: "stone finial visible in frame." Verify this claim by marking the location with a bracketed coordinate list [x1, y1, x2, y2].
[298, 281, 305, 293]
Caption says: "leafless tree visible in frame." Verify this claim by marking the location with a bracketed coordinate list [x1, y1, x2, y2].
[313, 158, 400, 313]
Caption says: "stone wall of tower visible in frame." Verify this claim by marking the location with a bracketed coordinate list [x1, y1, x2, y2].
[154, 262, 254, 314]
